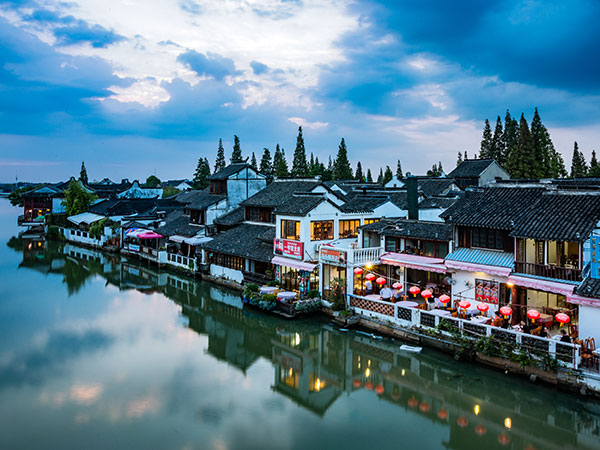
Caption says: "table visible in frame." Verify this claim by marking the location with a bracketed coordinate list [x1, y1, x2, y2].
[399, 301, 418, 308]
[470, 316, 491, 325]
[539, 313, 553, 325]
[260, 286, 278, 294]
[365, 294, 382, 301]
[277, 291, 297, 301]
[430, 309, 451, 316]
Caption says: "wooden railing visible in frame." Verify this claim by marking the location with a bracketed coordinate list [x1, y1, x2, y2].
[242, 270, 272, 285]
[349, 247, 383, 265]
[514, 261, 581, 282]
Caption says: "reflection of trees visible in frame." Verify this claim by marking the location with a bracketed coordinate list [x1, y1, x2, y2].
[60, 258, 94, 296]
[6, 236, 22, 251]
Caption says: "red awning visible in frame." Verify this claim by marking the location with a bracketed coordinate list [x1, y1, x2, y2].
[380, 252, 446, 274]
[445, 260, 511, 277]
[566, 294, 600, 307]
[138, 231, 163, 239]
[271, 255, 317, 272]
[507, 275, 576, 296]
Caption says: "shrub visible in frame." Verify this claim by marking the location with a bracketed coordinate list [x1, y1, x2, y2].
[266, 281, 279, 287]
[263, 294, 277, 302]
[243, 283, 259, 297]
[46, 225, 64, 241]
[307, 289, 321, 299]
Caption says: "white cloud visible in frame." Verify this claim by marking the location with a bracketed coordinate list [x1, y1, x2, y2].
[287, 117, 329, 130]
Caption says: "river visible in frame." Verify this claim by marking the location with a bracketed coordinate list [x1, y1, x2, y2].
[0, 199, 599, 450]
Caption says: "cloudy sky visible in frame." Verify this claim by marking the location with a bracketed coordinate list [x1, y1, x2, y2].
[0, 0, 599, 182]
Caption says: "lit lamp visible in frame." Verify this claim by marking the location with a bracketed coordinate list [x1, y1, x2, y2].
[477, 303, 489, 315]
[353, 267, 363, 275]
[527, 309, 540, 323]
[555, 312, 570, 325]
[409, 286, 421, 297]
[500, 306, 512, 319]
[421, 289, 433, 301]
[375, 277, 386, 286]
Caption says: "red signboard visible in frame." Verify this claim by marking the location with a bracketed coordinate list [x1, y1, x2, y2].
[320, 247, 346, 265]
[274, 238, 304, 260]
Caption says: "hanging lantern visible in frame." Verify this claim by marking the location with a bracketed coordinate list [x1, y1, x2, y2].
[499, 306, 512, 318]
[421, 289, 433, 300]
[352, 379, 362, 388]
[527, 309, 540, 321]
[477, 303, 489, 312]
[392, 282, 403, 290]
[555, 312, 570, 324]
[419, 402, 430, 412]
[456, 416, 469, 428]
[458, 300, 471, 309]
[474, 424, 487, 436]
[439, 294, 451, 304]
[365, 381, 374, 390]
[374, 384, 385, 395]
[437, 408, 448, 420]
[353, 267, 364, 275]
[409, 286, 421, 297]
[408, 397, 418, 408]
[365, 273, 376, 281]
[376, 277, 386, 285]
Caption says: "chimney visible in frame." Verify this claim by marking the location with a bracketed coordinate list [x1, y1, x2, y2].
[407, 176, 418, 220]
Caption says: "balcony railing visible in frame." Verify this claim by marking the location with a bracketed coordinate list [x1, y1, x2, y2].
[349, 247, 383, 265]
[514, 261, 581, 282]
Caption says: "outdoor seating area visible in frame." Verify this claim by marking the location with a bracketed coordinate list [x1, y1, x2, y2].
[242, 283, 321, 318]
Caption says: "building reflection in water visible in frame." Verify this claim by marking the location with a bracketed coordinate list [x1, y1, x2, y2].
[14, 237, 600, 450]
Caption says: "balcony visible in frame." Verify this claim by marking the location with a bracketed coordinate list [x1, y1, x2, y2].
[514, 261, 581, 282]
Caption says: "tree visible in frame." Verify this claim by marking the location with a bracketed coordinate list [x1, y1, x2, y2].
[214, 139, 226, 173]
[530, 107, 550, 178]
[8, 185, 37, 207]
[231, 135, 243, 163]
[506, 114, 536, 179]
[355, 162, 364, 181]
[396, 160, 403, 179]
[273, 144, 289, 177]
[376, 168, 383, 184]
[456, 151, 463, 167]
[62, 180, 97, 216]
[479, 119, 493, 159]
[291, 126, 309, 177]
[570, 142, 588, 178]
[589, 150, 600, 177]
[145, 175, 161, 187]
[491, 116, 504, 161]
[259, 148, 272, 177]
[366, 169, 373, 183]
[426, 162, 443, 177]
[501, 110, 519, 167]
[193, 157, 211, 189]
[162, 186, 181, 198]
[464, 150, 468, 161]
[382, 166, 393, 185]
[333, 138, 353, 180]
[79, 161, 88, 185]
[250, 152, 258, 170]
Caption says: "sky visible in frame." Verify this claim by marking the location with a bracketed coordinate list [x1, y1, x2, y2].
[0, 0, 599, 182]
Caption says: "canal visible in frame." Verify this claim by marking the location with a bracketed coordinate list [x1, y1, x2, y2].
[1, 199, 599, 450]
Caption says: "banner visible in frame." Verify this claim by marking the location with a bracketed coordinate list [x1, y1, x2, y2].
[273, 238, 304, 260]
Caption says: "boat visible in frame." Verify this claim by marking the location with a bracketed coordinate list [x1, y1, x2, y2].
[399, 345, 422, 353]
[356, 330, 383, 340]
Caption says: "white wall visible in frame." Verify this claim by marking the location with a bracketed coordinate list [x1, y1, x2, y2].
[226, 167, 267, 209]
[417, 208, 444, 222]
[206, 199, 229, 225]
[579, 305, 600, 343]
[210, 264, 244, 284]
[52, 198, 65, 214]
[449, 269, 505, 315]
[480, 162, 510, 186]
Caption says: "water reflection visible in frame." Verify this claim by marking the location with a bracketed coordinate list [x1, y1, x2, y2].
[2, 230, 600, 449]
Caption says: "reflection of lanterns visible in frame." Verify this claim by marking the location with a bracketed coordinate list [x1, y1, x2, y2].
[504, 417, 512, 429]
[456, 417, 469, 428]
[527, 309, 540, 321]
[477, 303, 489, 313]
[500, 306, 512, 318]
[474, 424, 487, 436]
[353, 267, 364, 275]
[473, 404, 480, 415]
[555, 313, 570, 324]
[439, 294, 451, 304]
[419, 402, 430, 412]
[437, 408, 448, 420]
[365, 273, 376, 281]
[408, 397, 418, 408]
[376, 277, 386, 285]
[392, 282, 403, 290]
[352, 379, 362, 388]
[365, 368, 370, 377]
[458, 300, 471, 309]
[421, 289, 433, 300]
[375, 384, 385, 395]
[409, 286, 421, 297]
[497, 433, 510, 446]
[365, 381, 374, 390]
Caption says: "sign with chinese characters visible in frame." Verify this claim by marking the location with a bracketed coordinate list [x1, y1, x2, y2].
[128, 243, 140, 252]
[274, 238, 304, 260]
[475, 279, 499, 304]
[320, 247, 346, 265]
[591, 236, 600, 279]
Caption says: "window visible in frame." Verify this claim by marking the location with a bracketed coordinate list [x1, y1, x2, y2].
[471, 227, 509, 251]
[210, 252, 244, 271]
[385, 237, 400, 252]
[364, 218, 380, 225]
[246, 206, 272, 223]
[281, 220, 300, 240]
[311, 221, 333, 241]
[339, 219, 360, 239]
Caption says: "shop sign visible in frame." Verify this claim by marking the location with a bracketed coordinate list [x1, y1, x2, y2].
[128, 243, 140, 252]
[320, 247, 346, 265]
[591, 236, 600, 280]
[475, 279, 499, 304]
[274, 238, 304, 260]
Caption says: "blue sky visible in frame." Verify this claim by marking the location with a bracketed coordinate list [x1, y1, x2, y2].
[0, 0, 599, 182]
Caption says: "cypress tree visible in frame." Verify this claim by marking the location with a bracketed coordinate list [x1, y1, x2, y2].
[333, 138, 353, 180]
[456, 151, 463, 167]
[193, 158, 211, 189]
[79, 161, 88, 185]
[231, 135, 243, 163]
[382, 166, 393, 185]
[250, 152, 257, 170]
[312, 156, 324, 177]
[366, 169, 373, 183]
[291, 126, 309, 177]
[506, 114, 535, 179]
[501, 110, 519, 166]
[355, 162, 364, 181]
[530, 107, 549, 178]
[259, 148, 272, 177]
[480, 119, 493, 159]
[309, 153, 315, 175]
[273, 144, 289, 177]
[214, 139, 226, 173]
[491, 116, 503, 161]
[396, 160, 403, 178]
[570, 142, 588, 178]
[377, 168, 383, 184]
[589, 150, 600, 177]
[464, 151, 468, 161]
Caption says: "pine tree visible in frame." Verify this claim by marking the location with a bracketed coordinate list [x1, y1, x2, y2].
[571, 142, 588, 178]
[464, 151, 468, 161]
[309, 153, 316, 175]
[382, 166, 393, 185]
[193, 158, 211, 189]
[355, 162, 364, 181]
[259, 148, 272, 177]
[79, 161, 88, 185]
[250, 152, 257, 170]
[366, 169, 373, 183]
[501, 110, 518, 167]
[291, 126, 309, 177]
[480, 119, 493, 159]
[333, 138, 353, 180]
[231, 135, 243, 163]
[396, 160, 403, 179]
[312, 156, 324, 177]
[214, 139, 226, 173]
[530, 107, 549, 178]
[506, 114, 536, 179]
[377, 168, 383, 184]
[438, 161, 444, 175]
[491, 116, 503, 161]
[589, 150, 600, 177]
[426, 162, 443, 177]
[273, 144, 289, 177]
[456, 151, 463, 167]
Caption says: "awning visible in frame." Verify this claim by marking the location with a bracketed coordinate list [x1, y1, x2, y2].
[445, 260, 512, 278]
[169, 235, 212, 245]
[169, 235, 186, 243]
[507, 275, 576, 296]
[138, 231, 163, 239]
[567, 294, 600, 307]
[271, 255, 317, 272]
[125, 227, 151, 238]
[380, 252, 446, 274]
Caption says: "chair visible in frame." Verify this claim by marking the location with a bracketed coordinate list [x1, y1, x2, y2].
[581, 338, 599, 370]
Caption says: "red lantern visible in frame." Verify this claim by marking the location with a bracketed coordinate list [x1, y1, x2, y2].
[477, 303, 489, 312]
[527, 309, 540, 321]
[353, 267, 363, 275]
[500, 306, 512, 316]
[555, 312, 570, 324]
[421, 289, 433, 300]
[408, 397, 418, 408]
[352, 379, 362, 388]
[375, 384, 385, 395]
[437, 408, 448, 420]
[376, 277, 386, 285]
[365, 381, 374, 390]
[458, 300, 471, 309]
[409, 286, 421, 297]
[419, 402, 430, 412]
[456, 416, 469, 428]
[365, 273, 376, 281]
[474, 424, 487, 436]
[392, 282, 403, 290]
[439, 294, 451, 304]
[497, 432, 510, 446]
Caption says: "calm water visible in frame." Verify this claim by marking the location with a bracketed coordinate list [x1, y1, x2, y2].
[0, 200, 599, 450]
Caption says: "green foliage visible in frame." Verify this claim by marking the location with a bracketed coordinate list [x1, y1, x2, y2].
[327, 277, 346, 311]
[291, 126, 309, 177]
[62, 180, 97, 216]
[354, 161, 364, 181]
[589, 150, 600, 177]
[79, 161, 88, 185]
[571, 141, 588, 178]
[215, 138, 226, 173]
[266, 280, 279, 287]
[243, 283, 260, 297]
[366, 169, 373, 182]
[307, 289, 320, 299]
[295, 298, 321, 313]
[193, 157, 211, 189]
[396, 159, 403, 178]
[491, 116, 504, 162]
[340, 309, 352, 318]
[273, 144, 289, 177]
[382, 165, 394, 184]
[231, 135, 243, 163]
[333, 137, 353, 180]
[259, 148, 272, 177]
[376, 168, 383, 184]
[250, 152, 258, 170]
[162, 186, 181, 198]
[426, 162, 443, 177]
[456, 151, 463, 167]
[46, 225, 64, 241]
[8, 185, 38, 207]
[144, 175, 161, 187]
[89, 217, 109, 239]
[479, 118, 493, 159]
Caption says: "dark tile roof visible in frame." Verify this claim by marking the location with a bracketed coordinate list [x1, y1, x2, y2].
[200, 223, 275, 262]
[418, 195, 461, 210]
[447, 159, 497, 178]
[213, 206, 245, 227]
[88, 181, 133, 196]
[207, 163, 252, 181]
[89, 198, 181, 217]
[242, 179, 321, 208]
[360, 218, 452, 241]
[156, 210, 203, 237]
[576, 276, 600, 299]
[340, 195, 390, 213]
[550, 178, 600, 190]
[416, 178, 458, 197]
[274, 193, 329, 216]
[161, 179, 192, 188]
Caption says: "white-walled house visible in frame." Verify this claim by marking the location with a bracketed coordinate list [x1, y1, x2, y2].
[208, 163, 267, 210]
[62, 212, 118, 248]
